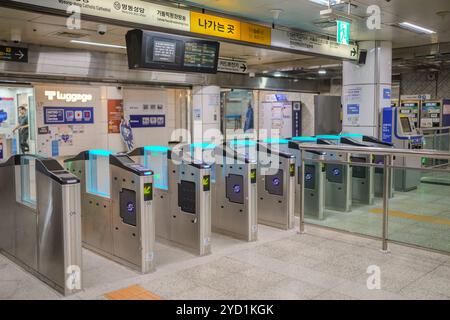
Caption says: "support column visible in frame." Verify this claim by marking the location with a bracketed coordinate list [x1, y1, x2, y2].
[192, 86, 220, 143]
[342, 41, 392, 137]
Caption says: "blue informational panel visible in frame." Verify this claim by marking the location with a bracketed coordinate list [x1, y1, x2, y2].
[275, 94, 288, 102]
[51, 140, 59, 157]
[383, 88, 391, 99]
[347, 104, 360, 115]
[129, 115, 166, 128]
[382, 107, 393, 143]
[44, 107, 94, 125]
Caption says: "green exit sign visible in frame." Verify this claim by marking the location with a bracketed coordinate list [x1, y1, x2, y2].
[337, 20, 351, 45]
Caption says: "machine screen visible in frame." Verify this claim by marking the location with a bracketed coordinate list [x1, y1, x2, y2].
[400, 117, 413, 133]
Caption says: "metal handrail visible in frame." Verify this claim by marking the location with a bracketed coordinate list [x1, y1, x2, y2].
[298, 143, 450, 159]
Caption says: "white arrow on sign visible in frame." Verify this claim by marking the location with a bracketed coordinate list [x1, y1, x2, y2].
[218, 58, 248, 74]
[15, 50, 25, 60]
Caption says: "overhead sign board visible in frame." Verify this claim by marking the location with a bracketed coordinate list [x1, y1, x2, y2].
[190, 12, 271, 46]
[217, 59, 248, 74]
[0, 45, 28, 63]
[9, 0, 190, 31]
[271, 29, 358, 60]
[126, 30, 220, 74]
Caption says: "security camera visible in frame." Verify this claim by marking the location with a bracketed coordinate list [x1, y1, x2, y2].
[11, 28, 21, 43]
[97, 24, 107, 36]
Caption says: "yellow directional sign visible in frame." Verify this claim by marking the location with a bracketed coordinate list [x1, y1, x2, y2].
[190, 12, 271, 46]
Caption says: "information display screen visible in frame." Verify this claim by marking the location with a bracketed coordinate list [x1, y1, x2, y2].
[183, 41, 218, 70]
[152, 39, 177, 63]
[127, 29, 220, 74]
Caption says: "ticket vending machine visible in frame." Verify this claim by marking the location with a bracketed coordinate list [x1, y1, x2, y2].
[0, 155, 82, 296]
[420, 100, 443, 130]
[316, 135, 352, 212]
[399, 100, 420, 130]
[257, 138, 296, 230]
[129, 146, 212, 256]
[65, 150, 155, 273]
[288, 137, 326, 220]
[382, 107, 424, 191]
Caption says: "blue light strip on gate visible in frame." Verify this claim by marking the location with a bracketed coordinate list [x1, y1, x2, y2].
[315, 135, 341, 140]
[340, 133, 363, 138]
[291, 136, 317, 142]
[229, 140, 257, 146]
[89, 149, 112, 157]
[190, 142, 216, 150]
[143, 146, 170, 153]
[262, 138, 290, 144]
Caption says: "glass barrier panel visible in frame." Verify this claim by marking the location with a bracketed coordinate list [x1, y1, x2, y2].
[303, 155, 384, 239]
[86, 151, 110, 198]
[20, 156, 37, 208]
[388, 166, 450, 253]
[144, 147, 169, 190]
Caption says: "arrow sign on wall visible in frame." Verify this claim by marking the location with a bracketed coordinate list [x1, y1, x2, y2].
[218, 58, 248, 74]
[0, 46, 28, 63]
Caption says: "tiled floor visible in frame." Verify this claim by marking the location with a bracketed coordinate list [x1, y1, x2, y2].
[0, 220, 449, 300]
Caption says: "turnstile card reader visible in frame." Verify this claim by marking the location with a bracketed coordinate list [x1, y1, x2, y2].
[289, 137, 326, 220]
[65, 150, 155, 273]
[213, 141, 258, 241]
[382, 107, 423, 191]
[0, 155, 82, 296]
[316, 135, 352, 212]
[129, 146, 212, 256]
[257, 139, 295, 230]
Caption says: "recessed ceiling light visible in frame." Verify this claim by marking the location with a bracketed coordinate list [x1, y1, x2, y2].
[398, 22, 436, 34]
[273, 72, 282, 77]
[318, 69, 327, 75]
[70, 40, 126, 49]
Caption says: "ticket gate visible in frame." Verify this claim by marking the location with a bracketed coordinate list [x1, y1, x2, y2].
[65, 150, 155, 273]
[0, 155, 82, 296]
[188, 142, 258, 241]
[128, 146, 212, 256]
[257, 139, 296, 230]
[288, 137, 326, 220]
[316, 135, 352, 212]
[340, 133, 395, 203]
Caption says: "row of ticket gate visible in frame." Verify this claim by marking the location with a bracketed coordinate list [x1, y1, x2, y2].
[0, 133, 402, 296]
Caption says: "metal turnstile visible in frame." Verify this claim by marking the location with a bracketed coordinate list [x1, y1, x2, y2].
[65, 150, 155, 273]
[340, 134, 395, 200]
[316, 135, 352, 212]
[289, 137, 326, 220]
[257, 139, 295, 230]
[129, 146, 212, 256]
[0, 155, 82, 296]
[182, 141, 257, 241]
[210, 141, 258, 241]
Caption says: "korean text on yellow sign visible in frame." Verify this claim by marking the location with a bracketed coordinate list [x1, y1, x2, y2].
[190, 12, 271, 46]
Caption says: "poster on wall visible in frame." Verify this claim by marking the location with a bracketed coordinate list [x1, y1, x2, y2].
[43, 107, 94, 125]
[108, 99, 124, 134]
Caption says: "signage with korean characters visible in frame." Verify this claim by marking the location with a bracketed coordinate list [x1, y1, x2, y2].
[0, 45, 28, 63]
[44, 107, 94, 125]
[190, 12, 271, 45]
[9, 0, 190, 31]
[218, 59, 248, 74]
[271, 29, 358, 60]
